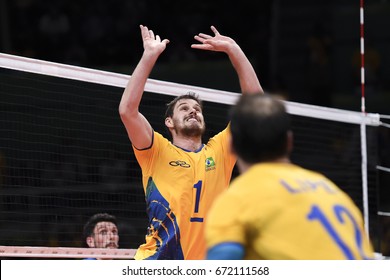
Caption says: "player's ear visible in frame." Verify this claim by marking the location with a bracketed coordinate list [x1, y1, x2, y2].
[86, 236, 95, 248]
[165, 117, 173, 128]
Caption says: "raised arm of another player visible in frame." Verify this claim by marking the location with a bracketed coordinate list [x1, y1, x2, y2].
[191, 26, 263, 95]
[119, 25, 170, 149]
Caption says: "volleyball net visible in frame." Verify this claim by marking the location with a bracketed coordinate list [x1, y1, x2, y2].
[0, 52, 389, 259]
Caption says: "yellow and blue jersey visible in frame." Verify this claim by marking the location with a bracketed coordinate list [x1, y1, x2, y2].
[133, 127, 235, 260]
[206, 163, 375, 260]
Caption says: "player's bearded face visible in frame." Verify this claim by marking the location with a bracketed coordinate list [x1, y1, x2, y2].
[172, 100, 205, 137]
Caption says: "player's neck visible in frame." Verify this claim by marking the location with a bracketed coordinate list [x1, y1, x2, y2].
[173, 136, 202, 152]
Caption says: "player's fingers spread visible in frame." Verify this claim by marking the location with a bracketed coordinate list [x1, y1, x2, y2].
[203, 39, 215, 46]
[140, 25, 149, 38]
[193, 35, 206, 43]
[191, 44, 212, 50]
[197, 33, 212, 39]
[149, 30, 155, 39]
[211, 26, 219, 35]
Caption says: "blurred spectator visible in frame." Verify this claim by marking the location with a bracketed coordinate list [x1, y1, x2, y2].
[0, 150, 6, 186]
[351, 46, 382, 96]
[99, 148, 127, 189]
[37, 2, 70, 61]
[305, 22, 333, 107]
[80, 1, 114, 66]
[63, 35, 87, 66]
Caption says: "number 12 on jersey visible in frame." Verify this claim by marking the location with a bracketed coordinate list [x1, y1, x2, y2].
[308, 204, 372, 259]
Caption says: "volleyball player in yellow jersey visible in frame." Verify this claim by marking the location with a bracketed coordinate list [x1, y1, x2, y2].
[119, 25, 263, 259]
[206, 94, 375, 260]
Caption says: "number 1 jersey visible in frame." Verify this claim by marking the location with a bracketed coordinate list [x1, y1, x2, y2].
[133, 128, 236, 260]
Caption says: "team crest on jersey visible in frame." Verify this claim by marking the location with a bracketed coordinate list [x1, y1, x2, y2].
[205, 157, 216, 171]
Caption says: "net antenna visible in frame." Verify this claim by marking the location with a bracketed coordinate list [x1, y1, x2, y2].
[359, 0, 370, 238]
[360, 0, 365, 114]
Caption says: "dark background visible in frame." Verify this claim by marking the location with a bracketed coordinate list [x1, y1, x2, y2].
[0, 0, 389, 258]
[1, 0, 390, 113]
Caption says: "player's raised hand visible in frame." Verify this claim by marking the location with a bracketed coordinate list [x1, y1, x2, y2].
[191, 26, 237, 53]
[140, 25, 170, 56]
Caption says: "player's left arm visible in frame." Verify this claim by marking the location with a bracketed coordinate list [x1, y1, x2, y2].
[191, 26, 263, 95]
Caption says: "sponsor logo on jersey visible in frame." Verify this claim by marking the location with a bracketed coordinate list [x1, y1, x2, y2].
[169, 160, 191, 168]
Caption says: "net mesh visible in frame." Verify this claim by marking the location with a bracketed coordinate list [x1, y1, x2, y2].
[0, 68, 147, 255]
[377, 121, 390, 257]
[0, 53, 386, 259]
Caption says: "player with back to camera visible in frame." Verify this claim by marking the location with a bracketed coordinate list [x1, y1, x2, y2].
[205, 94, 375, 260]
[119, 25, 263, 260]
[83, 213, 119, 260]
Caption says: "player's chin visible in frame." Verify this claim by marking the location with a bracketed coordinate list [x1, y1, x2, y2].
[190, 122, 205, 131]
[184, 126, 204, 137]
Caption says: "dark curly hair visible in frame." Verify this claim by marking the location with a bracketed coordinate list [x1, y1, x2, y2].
[83, 213, 117, 241]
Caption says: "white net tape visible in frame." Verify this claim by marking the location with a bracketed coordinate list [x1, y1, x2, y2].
[0, 246, 136, 259]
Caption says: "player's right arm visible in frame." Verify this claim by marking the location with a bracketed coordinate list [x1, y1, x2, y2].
[119, 25, 170, 149]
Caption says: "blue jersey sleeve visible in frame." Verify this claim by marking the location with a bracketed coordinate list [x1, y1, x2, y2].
[206, 242, 244, 260]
